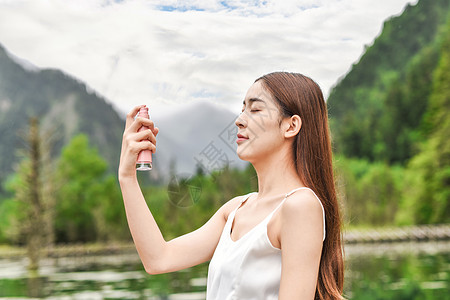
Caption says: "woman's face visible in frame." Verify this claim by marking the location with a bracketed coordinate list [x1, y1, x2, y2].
[235, 80, 285, 162]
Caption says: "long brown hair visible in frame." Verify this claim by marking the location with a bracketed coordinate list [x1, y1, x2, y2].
[256, 72, 344, 300]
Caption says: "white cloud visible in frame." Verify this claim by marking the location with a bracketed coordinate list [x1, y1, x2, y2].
[0, 0, 417, 116]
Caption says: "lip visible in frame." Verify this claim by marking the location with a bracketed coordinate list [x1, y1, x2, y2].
[236, 133, 249, 143]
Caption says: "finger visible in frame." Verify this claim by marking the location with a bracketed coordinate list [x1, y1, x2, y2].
[133, 129, 157, 146]
[129, 117, 155, 133]
[153, 127, 159, 137]
[132, 140, 156, 154]
[125, 105, 146, 129]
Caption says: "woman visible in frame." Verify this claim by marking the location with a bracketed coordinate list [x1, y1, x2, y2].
[118, 72, 344, 299]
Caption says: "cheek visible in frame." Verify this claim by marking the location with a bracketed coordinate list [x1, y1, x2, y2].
[237, 125, 283, 157]
[252, 121, 283, 142]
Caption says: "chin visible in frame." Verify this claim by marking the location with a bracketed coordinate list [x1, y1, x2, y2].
[236, 147, 251, 161]
[236, 146, 260, 164]
[237, 153, 251, 163]
[237, 141, 279, 165]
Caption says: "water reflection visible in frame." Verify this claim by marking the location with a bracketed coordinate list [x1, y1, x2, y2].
[346, 251, 450, 299]
[0, 252, 208, 299]
[0, 241, 448, 299]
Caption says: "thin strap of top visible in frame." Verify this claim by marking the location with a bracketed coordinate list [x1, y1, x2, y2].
[240, 192, 257, 204]
[286, 187, 310, 197]
[240, 187, 326, 241]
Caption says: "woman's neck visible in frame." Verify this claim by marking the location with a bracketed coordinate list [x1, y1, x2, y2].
[252, 147, 304, 199]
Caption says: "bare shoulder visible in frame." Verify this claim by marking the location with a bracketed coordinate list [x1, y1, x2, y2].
[281, 189, 323, 216]
[279, 189, 324, 236]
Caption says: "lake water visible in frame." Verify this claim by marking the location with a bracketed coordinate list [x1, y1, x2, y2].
[0, 241, 449, 299]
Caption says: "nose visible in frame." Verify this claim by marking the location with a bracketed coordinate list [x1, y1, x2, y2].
[235, 111, 247, 128]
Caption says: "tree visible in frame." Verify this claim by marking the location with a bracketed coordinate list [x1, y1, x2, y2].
[1, 118, 55, 270]
[399, 20, 450, 224]
[54, 134, 126, 243]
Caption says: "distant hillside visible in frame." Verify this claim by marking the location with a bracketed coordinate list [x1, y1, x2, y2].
[0, 43, 125, 192]
[0, 44, 246, 192]
[152, 101, 247, 181]
[327, 0, 450, 163]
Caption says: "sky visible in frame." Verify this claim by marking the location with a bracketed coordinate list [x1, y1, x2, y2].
[0, 0, 417, 117]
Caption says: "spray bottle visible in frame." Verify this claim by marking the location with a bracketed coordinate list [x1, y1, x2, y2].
[136, 106, 152, 171]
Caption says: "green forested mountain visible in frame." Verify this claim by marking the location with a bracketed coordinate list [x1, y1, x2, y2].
[402, 19, 450, 224]
[327, 0, 450, 164]
[328, 0, 450, 225]
[0, 44, 124, 193]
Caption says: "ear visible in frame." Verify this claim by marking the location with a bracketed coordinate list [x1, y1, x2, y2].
[283, 115, 302, 138]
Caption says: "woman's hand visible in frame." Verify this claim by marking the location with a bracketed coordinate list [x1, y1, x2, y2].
[119, 105, 159, 180]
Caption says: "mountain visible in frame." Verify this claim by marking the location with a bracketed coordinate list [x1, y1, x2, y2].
[325, 0, 449, 225]
[327, 0, 450, 164]
[0, 43, 125, 193]
[151, 101, 247, 181]
[0, 44, 246, 192]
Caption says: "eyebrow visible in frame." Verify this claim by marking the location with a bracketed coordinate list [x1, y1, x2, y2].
[242, 97, 266, 105]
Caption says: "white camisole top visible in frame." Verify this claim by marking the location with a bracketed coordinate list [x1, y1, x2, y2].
[206, 187, 326, 300]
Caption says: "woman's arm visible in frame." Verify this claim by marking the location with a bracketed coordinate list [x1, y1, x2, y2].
[278, 189, 324, 299]
[119, 105, 237, 274]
